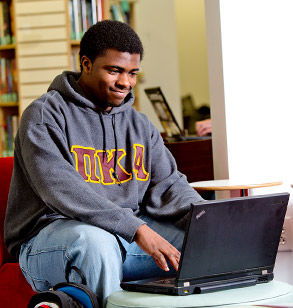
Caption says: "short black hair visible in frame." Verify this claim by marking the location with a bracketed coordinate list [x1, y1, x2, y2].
[79, 20, 144, 70]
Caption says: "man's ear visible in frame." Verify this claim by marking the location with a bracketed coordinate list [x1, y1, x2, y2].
[80, 55, 92, 73]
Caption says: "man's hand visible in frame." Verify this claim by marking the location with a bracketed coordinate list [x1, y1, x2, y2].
[134, 224, 181, 272]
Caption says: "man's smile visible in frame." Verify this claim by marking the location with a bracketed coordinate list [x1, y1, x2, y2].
[110, 88, 130, 99]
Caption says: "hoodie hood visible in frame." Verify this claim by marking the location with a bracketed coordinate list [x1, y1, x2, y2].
[48, 71, 135, 115]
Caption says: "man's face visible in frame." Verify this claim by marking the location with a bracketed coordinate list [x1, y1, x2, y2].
[80, 49, 140, 111]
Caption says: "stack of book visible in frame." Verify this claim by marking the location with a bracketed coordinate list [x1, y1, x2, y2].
[0, 58, 18, 103]
[0, 114, 18, 157]
[69, 0, 103, 40]
[0, 1, 14, 46]
[110, 0, 131, 24]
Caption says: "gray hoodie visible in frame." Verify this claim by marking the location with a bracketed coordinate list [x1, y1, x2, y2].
[4, 71, 203, 257]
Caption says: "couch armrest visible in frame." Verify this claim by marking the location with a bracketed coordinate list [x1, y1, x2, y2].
[0, 157, 16, 265]
[0, 236, 3, 266]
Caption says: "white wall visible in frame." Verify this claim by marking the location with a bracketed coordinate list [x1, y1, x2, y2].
[205, 0, 293, 284]
[206, 0, 293, 185]
[174, 0, 210, 108]
[134, 0, 182, 131]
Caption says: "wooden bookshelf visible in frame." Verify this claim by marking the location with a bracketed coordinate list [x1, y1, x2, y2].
[0, 0, 138, 157]
[14, 0, 71, 114]
[0, 44, 15, 51]
[68, 0, 139, 109]
[104, 0, 136, 29]
[0, 0, 18, 157]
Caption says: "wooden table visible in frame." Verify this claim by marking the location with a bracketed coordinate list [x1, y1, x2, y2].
[190, 179, 283, 197]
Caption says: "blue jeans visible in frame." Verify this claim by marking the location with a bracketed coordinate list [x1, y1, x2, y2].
[19, 216, 185, 307]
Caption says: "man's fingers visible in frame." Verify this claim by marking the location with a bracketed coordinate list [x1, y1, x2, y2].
[134, 224, 181, 272]
[166, 251, 181, 271]
[153, 245, 181, 272]
[152, 252, 169, 271]
[167, 253, 180, 271]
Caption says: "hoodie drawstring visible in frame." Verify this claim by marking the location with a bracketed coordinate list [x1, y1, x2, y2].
[112, 114, 121, 186]
[98, 112, 121, 186]
[98, 112, 108, 161]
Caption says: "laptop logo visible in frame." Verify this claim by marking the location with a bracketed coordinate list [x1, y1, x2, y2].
[196, 210, 206, 220]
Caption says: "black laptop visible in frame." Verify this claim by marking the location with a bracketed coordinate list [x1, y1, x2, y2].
[144, 87, 211, 142]
[121, 193, 289, 295]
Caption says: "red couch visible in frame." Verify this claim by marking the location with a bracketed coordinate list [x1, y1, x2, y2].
[0, 157, 36, 307]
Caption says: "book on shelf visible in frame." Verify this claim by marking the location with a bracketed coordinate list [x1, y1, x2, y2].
[68, 0, 76, 40]
[0, 114, 18, 157]
[0, 57, 18, 103]
[110, 0, 131, 24]
[71, 50, 80, 72]
[81, 0, 88, 31]
[73, 0, 82, 39]
[69, 0, 103, 40]
[96, 0, 102, 22]
[68, 0, 133, 73]
[0, 1, 14, 46]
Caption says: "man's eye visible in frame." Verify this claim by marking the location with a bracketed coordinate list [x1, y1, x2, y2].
[109, 69, 119, 74]
[130, 72, 138, 76]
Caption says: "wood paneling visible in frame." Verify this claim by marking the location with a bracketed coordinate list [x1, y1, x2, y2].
[165, 139, 214, 183]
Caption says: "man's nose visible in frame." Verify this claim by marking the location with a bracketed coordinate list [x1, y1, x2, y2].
[116, 73, 130, 88]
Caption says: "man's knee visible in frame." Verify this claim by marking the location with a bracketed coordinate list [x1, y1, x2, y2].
[64, 221, 123, 262]
[19, 220, 124, 290]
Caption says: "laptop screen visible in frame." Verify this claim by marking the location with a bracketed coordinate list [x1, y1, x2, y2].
[178, 193, 289, 281]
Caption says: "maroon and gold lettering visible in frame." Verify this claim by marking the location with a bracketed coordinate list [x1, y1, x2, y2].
[71, 146, 100, 183]
[71, 144, 149, 185]
[133, 144, 149, 181]
[96, 149, 132, 185]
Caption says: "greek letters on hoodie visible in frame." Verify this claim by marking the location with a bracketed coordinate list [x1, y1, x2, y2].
[71, 144, 149, 185]
[4, 71, 203, 256]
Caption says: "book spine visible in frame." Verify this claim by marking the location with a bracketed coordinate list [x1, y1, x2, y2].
[91, 0, 97, 24]
[110, 4, 119, 21]
[69, 0, 76, 40]
[0, 58, 18, 103]
[120, 0, 130, 24]
[0, 2, 4, 45]
[80, 0, 87, 33]
[2, 1, 12, 45]
[0, 58, 6, 102]
[9, 0, 15, 43]
[69, 0, 105, 39]
[12, 58, 17, 101]
[86, 0, 93, 28]
[72, 0, 81, 39]
[12, 114, 19, 140]
[97, 0, 102, 22]
[1, 115, 18, 157]
[110, 3, 126, 23]
[71, 51, 80, 72]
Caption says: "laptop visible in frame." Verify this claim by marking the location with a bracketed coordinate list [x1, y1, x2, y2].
[121, 192, 289, 295]
[144, 87, 211, 142]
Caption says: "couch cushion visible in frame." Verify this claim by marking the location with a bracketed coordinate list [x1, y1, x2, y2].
[0, 262, 36, 307]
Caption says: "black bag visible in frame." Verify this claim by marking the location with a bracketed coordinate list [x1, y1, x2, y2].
[27, 266, 99, 308]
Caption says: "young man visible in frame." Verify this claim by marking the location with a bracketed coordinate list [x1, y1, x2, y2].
[4, 21, 203, 307]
